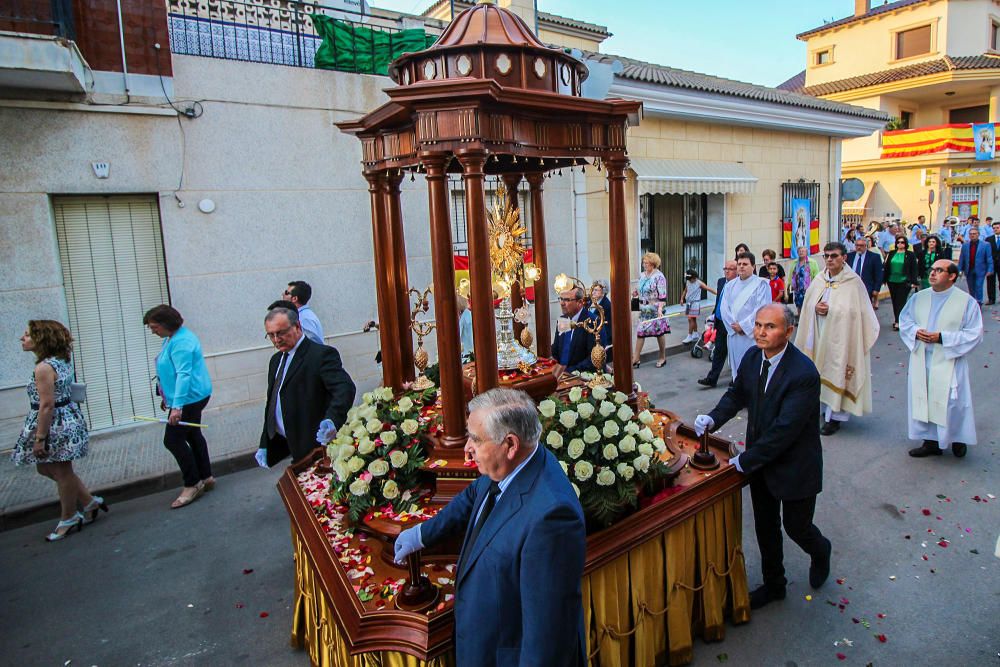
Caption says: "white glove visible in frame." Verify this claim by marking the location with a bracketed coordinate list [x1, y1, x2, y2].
[254, 448, 268, 468]
[694, 414, 714, 437]
[394, 526, 424, 564]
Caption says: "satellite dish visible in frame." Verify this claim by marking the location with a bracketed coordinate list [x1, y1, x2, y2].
[841, 178, 864, 202]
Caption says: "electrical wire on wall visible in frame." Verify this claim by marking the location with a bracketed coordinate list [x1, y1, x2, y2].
[152, 42, 204, 208]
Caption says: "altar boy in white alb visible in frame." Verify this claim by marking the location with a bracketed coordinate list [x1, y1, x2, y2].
[899, 259, 983, 459]
[719, 251, 772, 380]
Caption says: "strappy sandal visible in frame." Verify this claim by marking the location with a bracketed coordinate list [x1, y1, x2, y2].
[170, 484, 204, 510]
[81, 495, 109, 525]
[656, 359, 667, 368]
[46, 512, 84, 542]
[201, 477, 216, 492]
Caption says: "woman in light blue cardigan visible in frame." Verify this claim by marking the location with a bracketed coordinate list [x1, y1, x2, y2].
[144, 305, 214, 509]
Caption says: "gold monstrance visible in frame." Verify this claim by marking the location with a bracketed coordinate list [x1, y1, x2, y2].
[488, 184, 541, 369]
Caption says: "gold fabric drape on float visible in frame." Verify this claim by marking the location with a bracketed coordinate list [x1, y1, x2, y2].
[289, 493, 748, 667]
[290, 531, 454, 667]
[583, 492, 750, 667]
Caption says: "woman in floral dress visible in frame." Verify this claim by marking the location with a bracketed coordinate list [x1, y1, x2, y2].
[632, 252, 670, 368]
[13, 320, 107, 541]
[789, 245, 820, 313]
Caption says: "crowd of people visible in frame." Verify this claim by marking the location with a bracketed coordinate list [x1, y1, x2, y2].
[10, 216, 990, 664]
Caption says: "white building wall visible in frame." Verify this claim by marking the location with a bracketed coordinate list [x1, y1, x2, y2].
[0, 54, 577, 443]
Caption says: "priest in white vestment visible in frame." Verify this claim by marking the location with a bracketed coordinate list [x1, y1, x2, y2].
[796, 242, 880, 435]
[899, 259, 983, 458]
[719, 251, 772, 380]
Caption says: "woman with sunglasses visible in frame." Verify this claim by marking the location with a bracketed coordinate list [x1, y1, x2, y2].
[882, 235, 920, 331]
[143, 305, 214, 509]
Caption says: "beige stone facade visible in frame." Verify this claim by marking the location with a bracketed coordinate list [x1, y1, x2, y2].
[792, 0, 1000, 227]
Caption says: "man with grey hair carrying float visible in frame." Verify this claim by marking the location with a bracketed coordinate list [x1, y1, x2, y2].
[694, 304, 831, 611]
[394, 388, 587, 666]
[899, 259, 983, 458]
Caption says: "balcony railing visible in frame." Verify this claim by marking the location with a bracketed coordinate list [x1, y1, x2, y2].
[0, 0, 76, 40]
[167, 0, 439, 72]
[881, 122, 998, 159]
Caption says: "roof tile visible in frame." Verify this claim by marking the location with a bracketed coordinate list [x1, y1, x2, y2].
[585, 52, 888, 120]
[797, 0, 928, 39]
[801, 55, 1000, 96]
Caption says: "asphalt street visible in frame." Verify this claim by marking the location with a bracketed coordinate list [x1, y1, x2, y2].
[1, 299, 997, 666]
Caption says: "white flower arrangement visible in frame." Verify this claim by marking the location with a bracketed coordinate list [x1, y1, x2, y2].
[317, 387, 432, 522]
[538, 388, 672, 530]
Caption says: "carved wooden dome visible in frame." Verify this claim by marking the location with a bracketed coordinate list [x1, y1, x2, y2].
[388, 0, 588, 96]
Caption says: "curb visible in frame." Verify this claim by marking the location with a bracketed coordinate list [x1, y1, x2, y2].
[0, 450, 260, 532]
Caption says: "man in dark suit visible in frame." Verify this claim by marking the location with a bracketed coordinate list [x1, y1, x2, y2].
[256, 307, 356, 467]
[551, 286, 605, 377]
[699, 260, 737, 387]
[958, 225, 994, 304]
[695, 304, 831, 609]
[846, 236, 884, 309]
[985, 220, 1000, 305]
[394, 388, 586, 666]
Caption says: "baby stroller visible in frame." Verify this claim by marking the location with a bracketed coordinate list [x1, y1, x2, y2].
[690, 318, 717, 361]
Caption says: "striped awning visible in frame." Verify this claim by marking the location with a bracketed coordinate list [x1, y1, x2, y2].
[629, 158, 758, 195]
[944, 173, 999, 186]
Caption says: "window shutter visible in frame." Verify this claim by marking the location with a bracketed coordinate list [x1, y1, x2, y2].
[53, 196, 170, 430]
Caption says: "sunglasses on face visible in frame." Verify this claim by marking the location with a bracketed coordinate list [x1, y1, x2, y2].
[823, 253, 843, 259]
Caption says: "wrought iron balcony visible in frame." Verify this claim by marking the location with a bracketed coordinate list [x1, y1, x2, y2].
[167, 0, 439, 73]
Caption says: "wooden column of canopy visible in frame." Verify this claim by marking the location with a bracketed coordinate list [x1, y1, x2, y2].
[337, 0, 642, 443]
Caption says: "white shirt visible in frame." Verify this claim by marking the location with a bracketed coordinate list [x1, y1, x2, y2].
[417, 444, 541, 547]
[274, 334, 305, 438]
[852, 251, 868, 275]
[760, 344, 788, 393]
[731, 344, 788, 473]
[297, 304, 324, 345]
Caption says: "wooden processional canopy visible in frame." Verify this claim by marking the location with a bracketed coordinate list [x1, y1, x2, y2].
[337, 1, 642, 449]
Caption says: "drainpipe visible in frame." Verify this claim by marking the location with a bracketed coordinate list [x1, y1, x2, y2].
[116, 0, 130, 98]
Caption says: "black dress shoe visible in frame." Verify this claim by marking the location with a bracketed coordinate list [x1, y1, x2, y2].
[820, 420, 840, 436]
[810, 538, 832, 589]
[749, 584, 786, 610]
[697, 377, 717, 387]
[952, 442, 967, 458]
[908, 440, 942, 457]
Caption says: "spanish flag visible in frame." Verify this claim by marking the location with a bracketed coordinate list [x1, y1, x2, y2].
[781, 219, 820, 258]
[879, 123, 999, 159]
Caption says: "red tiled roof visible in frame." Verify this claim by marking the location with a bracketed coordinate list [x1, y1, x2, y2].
[777, 70, 806, 93]
[797, 0, 929, 40]
[801, 55, 1000, 96]
[585, 52, 888, 120]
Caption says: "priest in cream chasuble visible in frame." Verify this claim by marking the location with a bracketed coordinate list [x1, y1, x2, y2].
[795, 242, 879, 434]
